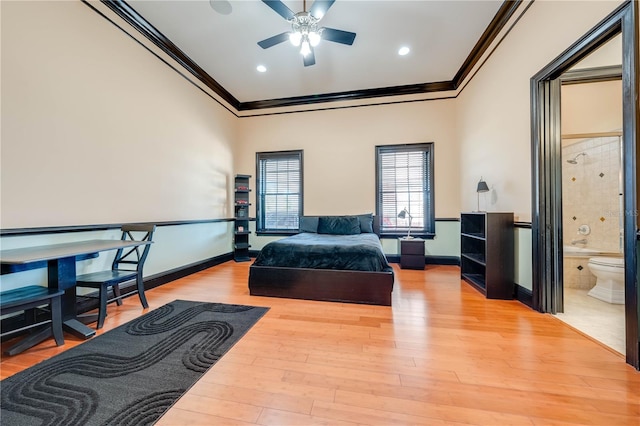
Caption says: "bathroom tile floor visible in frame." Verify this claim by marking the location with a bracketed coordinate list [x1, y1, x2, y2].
[555, 288, 625, 354]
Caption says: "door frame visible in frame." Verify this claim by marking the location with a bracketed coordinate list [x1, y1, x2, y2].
[530, 1, 639, 368]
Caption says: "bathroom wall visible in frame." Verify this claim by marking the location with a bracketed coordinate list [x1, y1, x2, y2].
[562, 135, 622, 253]
[562, 135, 622, 289]
[563, 255, 597, 290]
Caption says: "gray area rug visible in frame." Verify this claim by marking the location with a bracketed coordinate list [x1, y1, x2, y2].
[1, 299, 268, 426]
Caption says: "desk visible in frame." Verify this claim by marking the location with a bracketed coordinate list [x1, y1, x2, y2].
[1, 240, 151, 339]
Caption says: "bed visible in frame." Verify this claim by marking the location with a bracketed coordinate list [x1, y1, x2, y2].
[248, 214, 394, 306]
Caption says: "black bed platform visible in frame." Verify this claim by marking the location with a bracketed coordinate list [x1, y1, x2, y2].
[248, 265, 394, 306]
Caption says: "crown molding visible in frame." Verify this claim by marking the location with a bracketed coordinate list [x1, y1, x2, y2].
[98, 0, 522, 111]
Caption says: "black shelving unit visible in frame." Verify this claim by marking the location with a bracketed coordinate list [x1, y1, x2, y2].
[460, 212, 514, 299]
[234, 174, 251, 262]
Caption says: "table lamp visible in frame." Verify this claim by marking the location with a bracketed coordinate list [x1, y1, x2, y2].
[476, 177, 490, 211]
[397, 207, 413, 239]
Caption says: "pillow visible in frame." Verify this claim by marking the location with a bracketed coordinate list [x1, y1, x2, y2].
[299, 216, 319, 233]
[317, 216, 361, 235]
[356, 213, 374, 233]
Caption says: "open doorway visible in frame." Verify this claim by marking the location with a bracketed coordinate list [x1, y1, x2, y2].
[556, 44, 624, 353]
[530, 3, 639, 368]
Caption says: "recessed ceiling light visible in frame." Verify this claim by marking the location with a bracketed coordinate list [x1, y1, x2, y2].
[398, 46, 410, 56]
[256, 65, 267, 73]
[209, 0, 232, 15]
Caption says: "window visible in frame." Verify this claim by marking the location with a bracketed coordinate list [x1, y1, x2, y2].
[376, 143, 435, 238]
[256, 150, 303, 234]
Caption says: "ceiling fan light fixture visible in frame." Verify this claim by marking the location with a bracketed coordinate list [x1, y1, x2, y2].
[290, 11, 321, 55]
[258, 0, 356, 67]
[309, 31, 321, 47]
[289, 31, 302, 46]
[300, 38, 311, 56]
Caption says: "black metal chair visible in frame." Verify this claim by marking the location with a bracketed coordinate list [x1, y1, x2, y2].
[76, 224, 155, 329]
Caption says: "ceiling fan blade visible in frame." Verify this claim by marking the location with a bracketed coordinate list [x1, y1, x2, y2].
[321, 27, 356, 45]
[262, 0, 295, 20]
[303, 48, 316, 67]
[258, 32, 290, 49]
[309, 0, 335, 19]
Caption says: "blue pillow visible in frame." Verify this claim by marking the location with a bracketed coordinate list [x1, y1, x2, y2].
[317, 216, 361, 235]
[356, 213, 374, 233]
[299, 216, 319, 233]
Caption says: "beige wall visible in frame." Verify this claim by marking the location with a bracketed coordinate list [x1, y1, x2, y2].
[0, 1, 239, 290]
[0, 222, 234, 292]
[456, 0, 625, 222]
[571, 33, 622, 70]
[562, 80, 623, 135]
[1, 1, 237, 229]
[237, 100, 460, 219]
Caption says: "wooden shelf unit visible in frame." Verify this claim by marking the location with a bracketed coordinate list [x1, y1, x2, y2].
[234, 175, 252, 262]
[460, 212, 514, 299]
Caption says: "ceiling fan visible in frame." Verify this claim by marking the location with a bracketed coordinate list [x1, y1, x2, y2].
[257, 0, 357, 67]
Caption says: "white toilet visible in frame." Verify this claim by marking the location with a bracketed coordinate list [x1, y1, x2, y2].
[587, 256, 624, 304]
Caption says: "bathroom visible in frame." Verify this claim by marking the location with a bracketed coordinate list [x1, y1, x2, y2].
[560, 134, 625, 354]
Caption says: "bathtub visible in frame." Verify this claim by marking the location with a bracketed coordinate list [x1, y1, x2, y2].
[563, 246, 622, 289]
[563, 245, 608, 257]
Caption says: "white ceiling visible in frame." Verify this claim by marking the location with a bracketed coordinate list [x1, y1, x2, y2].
[124, 0, 504, 104]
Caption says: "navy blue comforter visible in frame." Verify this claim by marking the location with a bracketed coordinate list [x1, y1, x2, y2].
[253, 233, 393, 272]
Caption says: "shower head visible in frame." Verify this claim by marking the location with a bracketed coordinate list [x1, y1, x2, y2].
[566, 152, 587, 164]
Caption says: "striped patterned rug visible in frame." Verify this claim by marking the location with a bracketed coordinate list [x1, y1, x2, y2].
[1, 300, 268, 426]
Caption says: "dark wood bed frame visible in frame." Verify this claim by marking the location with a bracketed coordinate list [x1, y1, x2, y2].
[248, 217, 394, 306]
[249, 266, 394, 306]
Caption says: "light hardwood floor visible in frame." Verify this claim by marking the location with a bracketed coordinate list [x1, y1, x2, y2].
[2, 262, 639, 425]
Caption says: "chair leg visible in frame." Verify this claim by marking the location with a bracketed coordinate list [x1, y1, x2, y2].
[4, 327, 52, 356]
[97, 286, 108, 329]
[113, 284, 123, 306]
[136, 277, 149, 309]
[50, 296, 64, 346]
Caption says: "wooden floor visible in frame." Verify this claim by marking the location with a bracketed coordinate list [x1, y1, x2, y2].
[2, 262, 639, 425]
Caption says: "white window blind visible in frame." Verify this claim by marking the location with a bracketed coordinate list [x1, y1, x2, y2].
[256, 150, 303, 232]
[376, 143, 434, 236]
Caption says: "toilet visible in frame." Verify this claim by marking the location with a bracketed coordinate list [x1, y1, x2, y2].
[587, 256, 624, 304]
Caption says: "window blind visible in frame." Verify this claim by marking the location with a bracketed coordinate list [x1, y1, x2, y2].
[256, 151, 303, 232]
[376, 143, 434, 236]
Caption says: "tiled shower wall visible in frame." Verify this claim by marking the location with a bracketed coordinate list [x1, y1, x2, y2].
[562, 135, 622, 288]
[562, 135, 622, 253]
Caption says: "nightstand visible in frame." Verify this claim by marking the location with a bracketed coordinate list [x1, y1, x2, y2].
[398, 238, 425, 270]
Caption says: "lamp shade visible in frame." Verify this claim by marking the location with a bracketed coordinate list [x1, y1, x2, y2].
[398, 209, 407, 219]
[477, 179, 489, 193]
